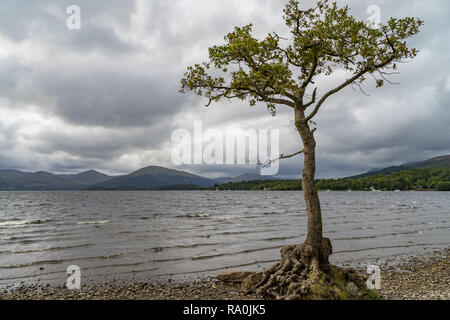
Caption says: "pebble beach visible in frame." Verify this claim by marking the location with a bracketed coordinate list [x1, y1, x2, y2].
[1, 249, 448, 300]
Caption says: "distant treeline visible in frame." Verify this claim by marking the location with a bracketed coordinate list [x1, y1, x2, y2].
[211, 168, 450, 191]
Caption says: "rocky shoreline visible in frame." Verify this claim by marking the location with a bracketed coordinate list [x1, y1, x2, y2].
[380, 249, 449, 300]
[1, 249, 448, 300]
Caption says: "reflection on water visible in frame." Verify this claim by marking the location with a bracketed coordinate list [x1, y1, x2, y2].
[0, 190, 448, 286]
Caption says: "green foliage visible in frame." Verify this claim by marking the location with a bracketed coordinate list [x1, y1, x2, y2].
[214, 168, 450, 191]
[316, 168, 450, 191]
[252, 180, 302, 191]
[181, 0, 423, 119]
[437, 182, 450, 191]
[213, 180, 281, 191]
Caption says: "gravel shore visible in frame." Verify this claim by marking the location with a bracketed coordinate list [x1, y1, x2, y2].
[0, 279, 259, 300]
[380, 249, 449, 300]
[1, 249, 448, 300]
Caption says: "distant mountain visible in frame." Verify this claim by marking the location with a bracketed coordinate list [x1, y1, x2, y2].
[2, 155, 447, 191]
[349, 155, 450, 178]
[0, 169, 80, 190]
[405, 155, 450, 169]
[58, 170, 113, 185]
[1, 166, 267, 190]
[87, 166, 215, 190]
[214, 173, 276, 184]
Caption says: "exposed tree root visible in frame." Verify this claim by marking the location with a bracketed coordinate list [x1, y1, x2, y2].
[241, 238, 380, 300]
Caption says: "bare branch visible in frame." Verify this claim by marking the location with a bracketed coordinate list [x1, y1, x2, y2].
[304, 55, 396, 122]
[258, 149, 304, 167]
[352, 82, 370, 96]
[378, 71, 400, 85]
[303, 87, 317, 108]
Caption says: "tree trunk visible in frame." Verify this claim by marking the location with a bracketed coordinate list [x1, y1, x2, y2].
[299, 126, 322, 248]
[242, 110, 334, 298]
[295, 109, 331, 273]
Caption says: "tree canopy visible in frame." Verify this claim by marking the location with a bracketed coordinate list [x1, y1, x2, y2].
[181, 0, 423, 119]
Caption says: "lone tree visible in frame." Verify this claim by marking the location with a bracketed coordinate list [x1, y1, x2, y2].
[181, 0, 422, 299]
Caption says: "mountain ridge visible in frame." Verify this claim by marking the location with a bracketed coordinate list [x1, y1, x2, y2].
[88, 166, 214, 190]
[0, 170, 80, 190]
[58, 170, 114, 185]
[1, 154, 448, 190]
[348, 155, 450, 179]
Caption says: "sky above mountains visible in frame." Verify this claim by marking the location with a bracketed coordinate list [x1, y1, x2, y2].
[0, 0, 449, 179]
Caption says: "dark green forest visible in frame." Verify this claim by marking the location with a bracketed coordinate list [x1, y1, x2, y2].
[212, 168, 450, 191]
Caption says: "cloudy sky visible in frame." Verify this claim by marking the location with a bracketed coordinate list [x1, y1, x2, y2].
[0, 0, 449, 179]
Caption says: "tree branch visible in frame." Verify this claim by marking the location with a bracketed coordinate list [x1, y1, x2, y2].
[258, 149, 304, 167]
[304, 56, 396, 121]
[301, 58, 318, 90]
[209, 85, 296, 108]
[303, 87, 317, 108]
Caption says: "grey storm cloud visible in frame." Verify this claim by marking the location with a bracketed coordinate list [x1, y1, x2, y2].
[34, 70, 184, 127]
[0, 0, 449, 177]
[0, 1, 135, 43]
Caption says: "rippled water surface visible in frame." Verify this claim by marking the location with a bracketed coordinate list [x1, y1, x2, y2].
[0, 191, 448, 286]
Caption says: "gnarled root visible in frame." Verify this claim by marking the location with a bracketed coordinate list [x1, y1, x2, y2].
[242, 237, 368, 300]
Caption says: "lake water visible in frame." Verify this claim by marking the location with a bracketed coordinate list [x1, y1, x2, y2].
[0, 191, 448, 287]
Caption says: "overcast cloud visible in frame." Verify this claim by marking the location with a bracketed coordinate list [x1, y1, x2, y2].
[0, 0, 449, 178]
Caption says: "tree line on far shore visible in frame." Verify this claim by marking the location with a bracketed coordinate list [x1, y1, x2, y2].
[212, 168, 450, 191]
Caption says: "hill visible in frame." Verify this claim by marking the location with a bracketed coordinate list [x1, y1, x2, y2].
[406, 155, 450, 169]
[87, 166, 215, 190]
[0, 169, 80, 190]
[213, 173, 276, 184]
[213, 168, 450, 191]
[349, 155, 450, 178]
[0, 166, 216, 190]
[318, 168, 450, 191]
[58, 170, 113, 185]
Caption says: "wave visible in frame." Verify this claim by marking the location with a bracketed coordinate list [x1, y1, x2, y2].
[2, 235, 77, 244]
[263, 211, 285, 215]
[334, 242, 450, 254]
[143, 242, 222, 253]
[38, 203, 52, 206]
[152, 259, 280, 277]
[0, 219, 51, 227]
[261, 235, 300, 242]
[6, 244, 91, 254]
[75, 220, 109, 225]
[178, 214, 210, 218]
[214, 214, 262, 220]
[177, 213, 280, 220]
[215, 229, 280, 236]
[190, 245, 282, 261]
[0, 253, 124, 269]
[0, 259, 67, 269]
